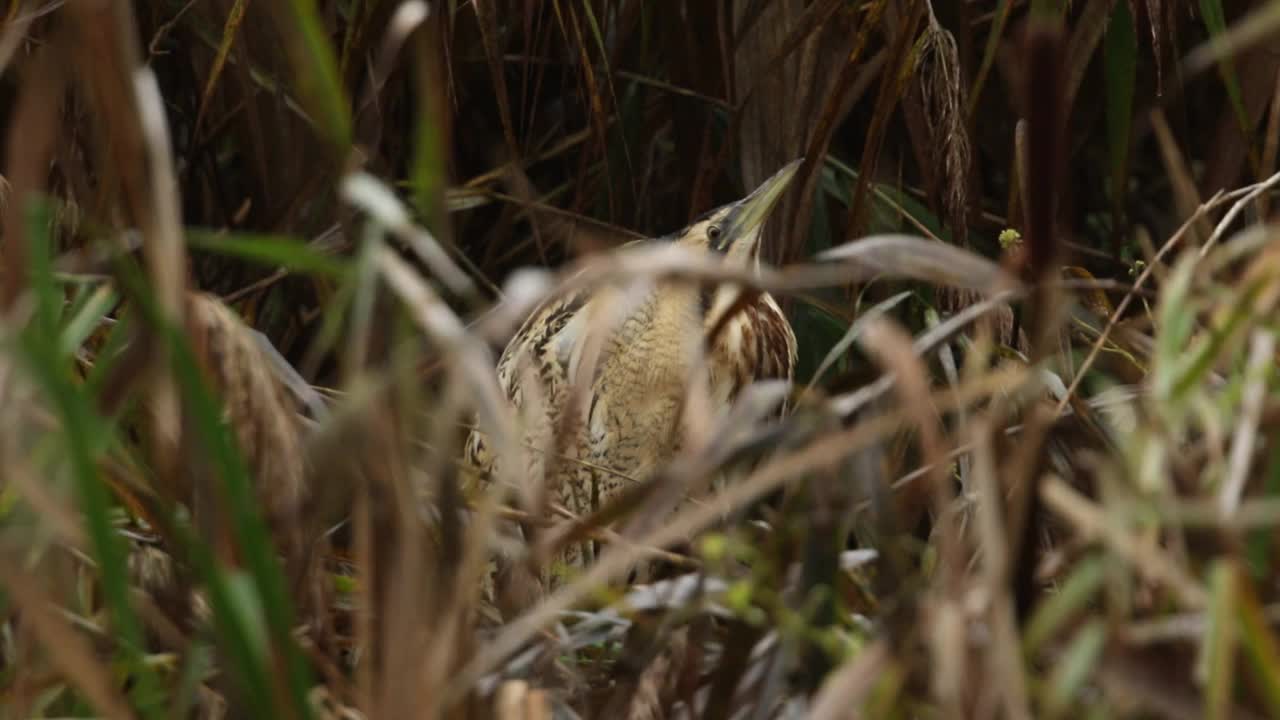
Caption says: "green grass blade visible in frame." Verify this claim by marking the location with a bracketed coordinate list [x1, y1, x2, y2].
[58, 283, 118, 359]
[1236, 566, 1280, 716]
[1201, 560, 1238, 720]
[969, 0, 1015, 115]
[1043, 619, 1106, 719]
[1023, 554, 1107, 656]
[277, 0, 352, 153]
[1104, 1, 1137, 223]
[410, 35, 447, 228]
[113, 260, 315, 718]
[187, 229, 351, 277]
[17, 200, 165, 720]
[1200, 0, 1254, 142]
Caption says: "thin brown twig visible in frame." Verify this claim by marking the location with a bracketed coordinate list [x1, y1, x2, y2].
[449, 362, 1033, 697]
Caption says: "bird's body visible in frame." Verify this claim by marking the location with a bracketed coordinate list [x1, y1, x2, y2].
[464, 163, 800, 596]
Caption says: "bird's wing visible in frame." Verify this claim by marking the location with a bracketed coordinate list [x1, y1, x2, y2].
[495, 289, 590, 402]
[754, 293, 798, 384]
[464, 286, 591, 474]
[706, 291, 797, 415]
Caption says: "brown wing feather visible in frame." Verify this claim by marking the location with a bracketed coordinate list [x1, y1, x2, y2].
[706, 291, 796, 410]
[463, 288, 589, 474]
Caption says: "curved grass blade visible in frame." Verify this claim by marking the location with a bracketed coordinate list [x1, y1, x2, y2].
[968, 0, 1015, 116]
[187, 229, 351, 278]
[806, 290, 913, 393]
[1200, 0, 1255, 148]
[17, 199, 165, 719]
[1105, 0, 1137, 228]
[1022, 554, 1107, 657]
[115, 260, 316, 719]
[58, 283, 118, 360]
[274, 0, 352, 154]
[1042, 619, 1106, 719]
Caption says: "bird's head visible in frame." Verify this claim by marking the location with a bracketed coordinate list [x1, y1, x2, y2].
[670, 160, 802, 267]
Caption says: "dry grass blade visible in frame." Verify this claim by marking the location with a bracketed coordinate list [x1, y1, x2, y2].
[819, 234, 1022, 294]
[1184, 2, 1280, 75]
[734, 0, 864, 263]
[342, 172, 477, 299]
[135, 64, 188, 487]
[0, 555, 137, 720]
[13, 4, 1280, 717]
[494, 680, 551, 720]
[827, 292, 1024, 418]
[0, 0, 48, 72]
[451, 363, 1031, 698]
[971, 418, 1033, 720]
[474, 236, 1021, 364]
[843, 0, 922, 242]
[1144, 0, 1165, 92]
[1063, 0, 1120, 113]
[359, 1, 430, 115]
[473, 0, 520, 166]
[1041, 476, 1207, 608]
[858, 316, 955, 566]
[1150, 109, 1212, 247]
[193, 0, 249, 137]
[0, 40, 63, 309]
[1219, 329, 1274, 517]
[1201, 168, 1280, 256]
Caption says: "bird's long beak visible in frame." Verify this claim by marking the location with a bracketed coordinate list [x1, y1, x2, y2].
[724, 159, 803, 243]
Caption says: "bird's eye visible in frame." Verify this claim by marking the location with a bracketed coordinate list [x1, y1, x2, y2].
[707, 225, 722, 241]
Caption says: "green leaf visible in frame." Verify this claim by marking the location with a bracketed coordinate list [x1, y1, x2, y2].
[17, 199, 166, 720]
[1104, 1, 1137, 219]
[187, 229, 350, 277]
[792, 302, 857, 385]
[409, 24, 448, 230]
[1024, 555, 1107, 656]
[1236, 567, 1280, 717]
[969, 0, 1015, 114]
[280, 0, 352, 152]
[1200, 0, 1254, 143]
[1043, 619, 1106, 719]
[172, 643, 217, 719]
[113, 258, 315, 718]
[1201, 560, 1238, 720]
[58, 284, 118, 360]
[808, 290, 913, 390]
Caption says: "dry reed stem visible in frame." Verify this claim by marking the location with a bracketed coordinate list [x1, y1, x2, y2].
[971, 418, 1032, 720]
[1054, 189, 1236, 417]
[451, 362, 1032, 698]
[1040, 475, 1207, 608]
[0, 555, 137, 720]
[1220, 329, 1275, 517]
[1201, 168, 1280, 256]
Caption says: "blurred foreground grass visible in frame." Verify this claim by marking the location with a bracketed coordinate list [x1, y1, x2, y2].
[3, 1, 1280, 718]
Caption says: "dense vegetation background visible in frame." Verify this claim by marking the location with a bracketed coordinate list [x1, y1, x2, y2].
[2, 0, 1280, 717]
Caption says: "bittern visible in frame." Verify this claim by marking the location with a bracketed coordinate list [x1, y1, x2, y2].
[465, 161, 801, 599]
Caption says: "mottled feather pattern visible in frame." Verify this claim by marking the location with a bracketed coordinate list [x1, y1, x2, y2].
[465, 279, 795, 583]
[464, 170, 800, 602]
[462, 286, 589, 477]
